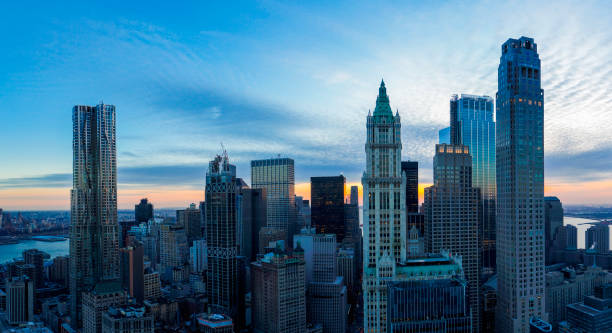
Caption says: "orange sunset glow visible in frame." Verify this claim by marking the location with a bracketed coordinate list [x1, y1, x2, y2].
[7, 180, 611, 211]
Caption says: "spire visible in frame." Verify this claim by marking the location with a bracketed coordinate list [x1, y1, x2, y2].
[373, 79, 393, 117]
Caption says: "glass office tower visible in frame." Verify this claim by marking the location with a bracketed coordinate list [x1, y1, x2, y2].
[311, 175, 346, 241]
[496, 37, 546, 332]
[449, 94, 496, 269]
[251, 158, 296, 240]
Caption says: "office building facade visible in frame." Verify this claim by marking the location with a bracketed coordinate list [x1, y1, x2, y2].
[177, 203, 202, 244]
[239, 187, 267, 262]
[70, 104, 120, 326]
[401, 161, 419, 214]
[439, 127, 450, 144]
[546, 266, 611, 326]
[496, 37, 547, 332]
[449, 94, 496, 270]
[158, 224, 189, 281]
[386, 253, 467, 332]
[545, 197, 564, 264]
[22, 249, 45, 289]
[561, 284, 612, 333]
[350, 185, 359, 206]
[6, 276, 34, 325]
[424, 144, 481, 330]
[311, 175, 346, 242]
[251, 251, 307, 333]
[251, 157, 296, 240]
[586, 224, 609, 253]
[82, 281, 126, 333]
[387, 279, 471, 332]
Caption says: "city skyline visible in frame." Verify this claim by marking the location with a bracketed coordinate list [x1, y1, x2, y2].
[2, 1, 612, 210]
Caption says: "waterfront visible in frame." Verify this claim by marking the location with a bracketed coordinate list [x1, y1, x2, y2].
[0, 216, 605, 264]
[564, 216, 610, 249]
[0, 238, 69, 264]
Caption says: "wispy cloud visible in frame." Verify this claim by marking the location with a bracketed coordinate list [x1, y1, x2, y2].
[1, 0, 611, 207]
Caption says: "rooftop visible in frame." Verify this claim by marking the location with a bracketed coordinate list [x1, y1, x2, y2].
[196, 313, 233, 328]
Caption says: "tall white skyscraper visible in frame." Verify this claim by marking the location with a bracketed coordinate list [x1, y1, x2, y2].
[362, 80, 406, 332]
[70, 104, 120, 327]
[496, 37, 546, 332]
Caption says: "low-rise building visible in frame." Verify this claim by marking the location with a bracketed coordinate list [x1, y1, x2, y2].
[546, 265, 611, 326]
[102, 305, 154, 333]
[196, 313, 234, 333]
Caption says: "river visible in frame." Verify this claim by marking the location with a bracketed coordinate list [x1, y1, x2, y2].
[0, 239, 69, 264]
[0, 216, 606, 264]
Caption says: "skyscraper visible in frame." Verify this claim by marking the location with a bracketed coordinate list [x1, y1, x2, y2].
[251, 157, 296, 242]
[362, 80, 406, 332]
[553, 225, 578, 250]
[251, 248, 306, 333]
[205, 154, 242, 322]
[439, 127, 450, 144]
[294, 229, 347, 333]
[238, 187, 267, 262]
[496, 37, 546, 332]
[6, 276, 34, 325]
[120, 242, 145, 302]
[449, 94, 496, 270]
[387, 279, 471, 332]
[350, 185, 359, 206]
[82, 281, 126, 333]
[545, 197, 564, 264]
[401, 161, 419, 214]
[177, 203, 202, 244]
[158, 224, 189, 282]
[386, 252, 467, 332]
[586, 224, 609, 253]
[22, 249, 46, 289]
[135, 198, 153, 223]
[424, 144, 481, 330]
[70, 104, 120, 326]
[311, 175, 346, 241]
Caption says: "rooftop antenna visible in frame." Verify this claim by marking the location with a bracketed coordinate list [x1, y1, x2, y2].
[220, 142, 229, 165]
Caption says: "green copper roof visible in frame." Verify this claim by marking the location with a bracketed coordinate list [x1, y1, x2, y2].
[373, 79, 393, 118]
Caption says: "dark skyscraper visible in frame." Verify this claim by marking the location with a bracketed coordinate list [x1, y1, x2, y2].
[311, 175, 346, 242]
[449, 94, 496, 270]
[205, 154, 242, 323]
[70, 104, 120, 327]
[553, 224, 578, 250]
[239, 187, 267, 262]
[350, 185, 359, 206]
[496, 37, 546, 332]
[120, 241, 145, 302]
[401, 161, 419, 214]
[177, 203, 202, 244]
[22, 249, 45, 289]
[135, 198, 153, 223]
[424, 144, 481, 330]
[586, 224, 609, 253]
[545, 196, 564, 264]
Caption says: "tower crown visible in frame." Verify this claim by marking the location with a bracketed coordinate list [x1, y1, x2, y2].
[373, 79, 393, 118]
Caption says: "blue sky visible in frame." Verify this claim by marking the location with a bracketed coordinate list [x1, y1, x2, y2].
[1, 1, 611, 209]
